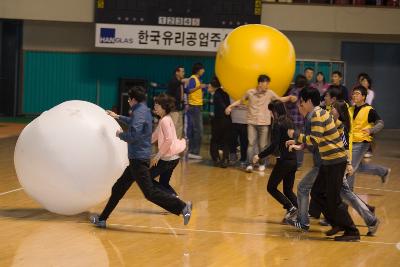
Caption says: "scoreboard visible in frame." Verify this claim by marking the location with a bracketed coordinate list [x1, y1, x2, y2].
[95, 0, 261, 28]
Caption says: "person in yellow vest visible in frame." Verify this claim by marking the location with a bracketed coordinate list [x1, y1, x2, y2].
[347, 85, 391, 190]
[185, 62, 208, 160]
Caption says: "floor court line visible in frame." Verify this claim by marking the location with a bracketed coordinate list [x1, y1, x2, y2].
[0, 187, 23, 196]
[102, 223, 399, 246]
[0, 188, 398, 247]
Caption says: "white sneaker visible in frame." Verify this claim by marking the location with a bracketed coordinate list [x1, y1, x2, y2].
[364, 152, 373, 158]
[188, 153, 202, 160]
[258, 165, 266, 172]
[246, 165, 253, 173]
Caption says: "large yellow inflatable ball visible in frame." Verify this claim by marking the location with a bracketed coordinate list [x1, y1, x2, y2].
[215, 24, 296, 100]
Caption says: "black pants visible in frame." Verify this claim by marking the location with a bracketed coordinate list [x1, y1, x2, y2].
[309, 198, 322, 218]
[150, 159, 180, 196]
[210, 117, 232, 162]
[99, 159, 186, 221]
[231, 123, 248, 162]
[310, 162, 359, 234]
[267, 158, 298, 211]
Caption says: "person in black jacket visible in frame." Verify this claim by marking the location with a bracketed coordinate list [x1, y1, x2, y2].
[253, 100, 298, 222]
[208, 76, 232, 168]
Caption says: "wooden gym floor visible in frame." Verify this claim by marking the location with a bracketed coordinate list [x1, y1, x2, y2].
[0, 123, 399, 267]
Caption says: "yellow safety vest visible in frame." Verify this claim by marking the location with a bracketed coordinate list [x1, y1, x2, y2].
[349, 105, 374, 143]
[188, 75, 203, 106]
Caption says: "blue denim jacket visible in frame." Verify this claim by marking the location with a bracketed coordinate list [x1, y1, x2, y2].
[118, 102, 152, 160]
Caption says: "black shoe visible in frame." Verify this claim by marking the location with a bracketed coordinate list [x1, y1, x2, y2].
[334, 232, 360, 242]
[325, 226, 344, 236]
[213, 160, 220, 167]
[219, 160, 228, 168]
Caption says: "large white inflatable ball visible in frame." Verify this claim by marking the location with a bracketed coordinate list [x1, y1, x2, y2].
[14, 100, 129, 215]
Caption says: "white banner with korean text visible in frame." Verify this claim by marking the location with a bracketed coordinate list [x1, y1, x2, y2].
[95, 24, 233, 52]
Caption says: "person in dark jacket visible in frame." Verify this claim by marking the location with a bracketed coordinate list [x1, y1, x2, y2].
[89, 86, 192, 228]
[253, 100, 298, 222]
[208, 76, 233, 168]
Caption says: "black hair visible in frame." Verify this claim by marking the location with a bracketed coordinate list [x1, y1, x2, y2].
[304, 67, 314, 73]
[210, 76, 221, 89]
[353, 85, 368, 97]
[298, 87, 321, 107]
[360, 76, 372, 89]
[326, 85, 341, 100]
[332, 101, 350, 133]
[357, 72, 369, 81]
[258, 74, 271, 83]
[174, 65, 184, 74]
[192, 62, 204, 75]
[315, 71, 326, 84]
[294, 74, 307, 88]
[332, 71, 343, 78]
[268, 100, 294, 129]
[128, 86, 146, 103]
[154, 93, 176, 114]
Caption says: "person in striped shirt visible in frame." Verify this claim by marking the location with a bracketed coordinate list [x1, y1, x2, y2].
[287, 87, 360, 242]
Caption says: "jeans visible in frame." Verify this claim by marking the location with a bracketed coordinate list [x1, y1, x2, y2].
[187, 105, 203, 155]
[297, 166, 319, 226]
[348, 142, 389, 190]
[340, 176, 376, 226]
[247, 124, 269, 166]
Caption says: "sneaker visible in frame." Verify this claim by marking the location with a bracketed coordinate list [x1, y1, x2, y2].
[258, 165, 266, 172]
[325, 226, 344, 236]
[89, 214, 107, 228]
[182, 201, 192, 225]
[364, 152, 373, 158]
[219, 160, 228, 168]
[367, 218, 380, 236]
[285, 207, 298, 221]
[188, 153, 202, 160]
[319, 218, 331, 226]
[287, 219, 309, 231]
[381, 168, 391, 184]
[246, 165, 253, 173]
[334, 232, 360, 242]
